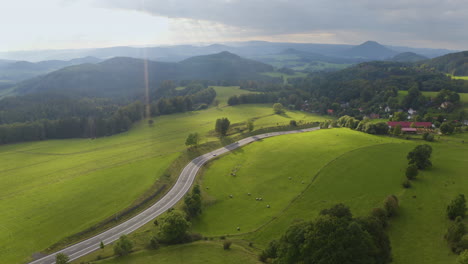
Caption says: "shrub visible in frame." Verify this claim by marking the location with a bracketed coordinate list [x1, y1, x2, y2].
[289, 120, 297, 127]
[223, 240, 232, 250]
[447, 194, 467, 220]
[405, 164, 419, 180]
[446, 217, 466, 253]
[383, 195, 399, 217]
[459, 250, 468, 264]
[55, 253, 69, 264]
[460, 235, 468, 251]
[422, 132, 434, 142]
[113, 235, 133, 256]
[407, 144, 433, 169]
[371, 208, 388, 228]
[402, 180, 412, 188]
[150, 237, 160, 249]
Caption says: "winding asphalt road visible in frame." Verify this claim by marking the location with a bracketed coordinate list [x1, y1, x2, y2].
[30, 127, 319, 264]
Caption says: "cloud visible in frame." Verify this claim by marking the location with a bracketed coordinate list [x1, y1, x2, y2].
[96, 0, 468, 49]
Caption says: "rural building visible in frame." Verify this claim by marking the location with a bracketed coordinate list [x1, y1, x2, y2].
[327, 109, 334, 115]
[384, 106, 391, 113]
[407, 108, 417, 115]
[387, 121, 433, 134]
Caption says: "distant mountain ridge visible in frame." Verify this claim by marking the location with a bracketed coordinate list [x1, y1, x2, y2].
[0, 41, 456, 63]
[0, 56, 102, 82]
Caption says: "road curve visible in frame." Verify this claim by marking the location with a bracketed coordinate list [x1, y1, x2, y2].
[30, 127, 320, 264]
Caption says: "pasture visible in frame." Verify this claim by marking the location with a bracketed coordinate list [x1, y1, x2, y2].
[0, 86, 326, 264]
[194, 129, 468, 264]
[95, 241, 260, 264]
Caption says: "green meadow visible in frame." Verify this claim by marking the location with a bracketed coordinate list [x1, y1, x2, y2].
[77, 128, 467, 264]
[0, 86, 326, 264]
[190, 129, 467, 264]
[95, 241, 261, 264]
[448, 74, 468, 80]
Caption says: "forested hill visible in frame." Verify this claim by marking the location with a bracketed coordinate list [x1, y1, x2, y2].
[179, 51, 273, 80]
[391, 52, 428, 63]
[424, 51, 468, 76]
[12, 52, 273, 99]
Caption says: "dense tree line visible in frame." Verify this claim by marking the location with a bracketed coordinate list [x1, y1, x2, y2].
[0, 101, 145, 144]
[260, 204, 392, 264]
[0, 85, 216, 145]
[150, 87, 216, 115]
[0, 93, 119, 125]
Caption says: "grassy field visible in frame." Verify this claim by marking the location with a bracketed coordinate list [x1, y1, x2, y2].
[190, 128, 467, 264]
[0, 87, 327, 264]
[448, 74, 468, 80]
[192, 129, 403, 236]
[93, 241, 260, 264]
[210, 86, 256, 106]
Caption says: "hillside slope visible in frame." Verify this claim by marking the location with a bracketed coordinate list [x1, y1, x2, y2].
[425, 51, 468, 76]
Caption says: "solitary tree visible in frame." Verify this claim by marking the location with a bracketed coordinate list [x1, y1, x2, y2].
[447, 194, 467, 220]
[383, 195, 399, 217]
[407, 144, 433, 169]
[273, 103, 285, 114]
[113, 235, 133, 256]
[157, 210, 191, 244]
[185, 133, 199, 147]
[440, 122, 455, 134]
[215, 118, 230, 136]
[406, 164, 419, 180]
[100, 241, 105, 249]
[55, 253, 69, 264]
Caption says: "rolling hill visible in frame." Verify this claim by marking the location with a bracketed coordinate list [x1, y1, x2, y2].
[11, 52, 273, 99]
[424, 51, 468, 76]
[391, 52, 428, 62]
[341, 41, 399, 60]
[0, 56, 102, 82]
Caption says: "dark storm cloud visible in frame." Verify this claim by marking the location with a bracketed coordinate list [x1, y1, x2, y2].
[98, 0, 468, 48]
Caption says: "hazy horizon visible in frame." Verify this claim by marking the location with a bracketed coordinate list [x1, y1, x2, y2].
[1, 0, 467, 53]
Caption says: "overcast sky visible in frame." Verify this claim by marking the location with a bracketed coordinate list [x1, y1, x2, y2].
[1, 0, 467, 52]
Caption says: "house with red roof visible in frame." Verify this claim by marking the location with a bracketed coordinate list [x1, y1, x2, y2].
[387, 121, 433, 134]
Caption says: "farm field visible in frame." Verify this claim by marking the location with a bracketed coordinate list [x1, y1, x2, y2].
[193, 129, 467, 264]
[0, 86, 327, 264]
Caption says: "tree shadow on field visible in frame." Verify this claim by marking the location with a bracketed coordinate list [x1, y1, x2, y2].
[278, 112, 291, 118]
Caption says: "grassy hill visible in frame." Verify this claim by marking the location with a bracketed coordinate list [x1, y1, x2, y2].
[74, 129, 468, 264]
[425, 51, 468, 76]
[0, 86, 326, 264]
[194, 129, 467, 264]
